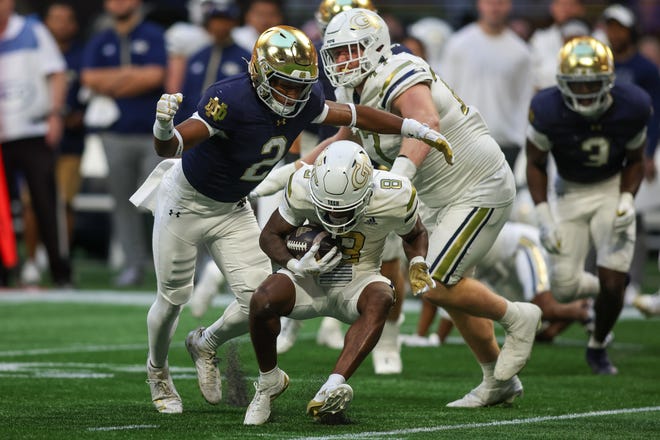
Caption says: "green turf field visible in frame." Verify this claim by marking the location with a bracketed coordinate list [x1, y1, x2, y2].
[1, 281, 659, 439]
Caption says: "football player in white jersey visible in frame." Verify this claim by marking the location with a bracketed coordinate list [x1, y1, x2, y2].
[132, 24, 455, 414]
[242, 140, 433, 425]
[292, 8, 542, 407]
[252, 8, 544, 407]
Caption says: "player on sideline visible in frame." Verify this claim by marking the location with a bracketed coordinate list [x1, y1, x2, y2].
[251, 8, 543, 407]
[243, 140, 432, 425]
[130, 25, 454, 414]
[526, 36, 650, 374]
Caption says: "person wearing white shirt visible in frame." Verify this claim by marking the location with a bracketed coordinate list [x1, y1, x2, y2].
[441, 0, 533, 170]
[529, 0, 586, 90]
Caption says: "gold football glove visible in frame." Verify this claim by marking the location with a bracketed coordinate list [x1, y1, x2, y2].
[401, 118, 454, 165]
[409, 256, 436, 296]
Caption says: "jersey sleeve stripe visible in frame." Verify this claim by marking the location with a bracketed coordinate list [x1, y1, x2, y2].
[380, 68, 417, 109]
[406, 187, 417, 211]
[380, 61, 414, 97]
[404, 200, 418, 223]
[286, 172, 295, 199]
[429, 207, 493, 285]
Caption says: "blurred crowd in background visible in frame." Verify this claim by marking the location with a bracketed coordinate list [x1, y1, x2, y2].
[1, 0, 659, 291]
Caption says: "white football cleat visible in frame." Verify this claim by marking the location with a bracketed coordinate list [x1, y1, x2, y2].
[400, 333, 441, 347]
[446, 375, 523, 408]
[495, 302, 542, 381]
[146, 361, 182, 413]
[244, 369, 290, 425]
[307, 383, 353, 420]
[372, 348, 402, 375]
[316, 317, 344, 349]
[277, 317, 302, 354]
[185, 327, 222, 404]
[633, 293, 660, 317]
[372, 316, 403, 374]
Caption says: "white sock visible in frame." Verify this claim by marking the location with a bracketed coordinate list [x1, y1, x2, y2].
[259, 366, 281, 385]
[147, 294, 182, 368]
[587, 334, 607, 349]
[480, 361, 497, 384]
[314, 373, 346, 401]
[498, 300, 518, 330]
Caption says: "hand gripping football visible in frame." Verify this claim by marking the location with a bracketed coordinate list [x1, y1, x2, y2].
[286, 225, 339, 260]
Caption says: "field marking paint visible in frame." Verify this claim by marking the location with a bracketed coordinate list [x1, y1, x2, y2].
[87, 424, 159, 432]
[286, 406, 660, 440]
[0, 343, 147, 357]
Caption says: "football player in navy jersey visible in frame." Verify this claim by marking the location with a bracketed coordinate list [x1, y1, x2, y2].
[131, 24, 453, 414]
[526, 36, 651, 375]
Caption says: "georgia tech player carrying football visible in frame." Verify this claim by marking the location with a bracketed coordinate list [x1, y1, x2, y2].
[244, 140, 432, 425]
[130, 24, 453, 415]
[252, 8, 542, 408]
[527, 36, 651, 375]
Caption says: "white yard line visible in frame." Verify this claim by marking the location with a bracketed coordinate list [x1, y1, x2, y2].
[286, 406, 660, 440]
[87, 425, 159, 432]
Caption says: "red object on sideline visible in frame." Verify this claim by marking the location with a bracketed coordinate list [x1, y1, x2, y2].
[0, 145, 18, 268]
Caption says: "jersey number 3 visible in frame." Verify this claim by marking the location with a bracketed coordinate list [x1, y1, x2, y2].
[581, 137, 610, 167]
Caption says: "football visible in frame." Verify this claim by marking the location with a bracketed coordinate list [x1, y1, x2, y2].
[286, 224, 339, 260]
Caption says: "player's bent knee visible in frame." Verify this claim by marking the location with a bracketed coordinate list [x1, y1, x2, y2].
[158, 281, 193, 306]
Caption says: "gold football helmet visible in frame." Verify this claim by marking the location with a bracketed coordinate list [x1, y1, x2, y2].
[249, 26, 319, 117]
[556, 36, 615, 116]
[316, 0, 376, 34]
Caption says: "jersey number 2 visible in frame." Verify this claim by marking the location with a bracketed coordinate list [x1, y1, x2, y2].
[241, 136, 287, 182]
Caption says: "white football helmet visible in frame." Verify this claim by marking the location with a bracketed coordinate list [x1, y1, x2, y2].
[315, 0, 377, 35]
[556, 36, 615, 117]
[320, 8, 391, 88]
[309, 140, 374, 236]
[249, 25, 319, 117]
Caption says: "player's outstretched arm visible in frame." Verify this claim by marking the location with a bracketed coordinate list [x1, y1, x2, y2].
[152, 93, 210, 158]
[322, 101, 453, 165]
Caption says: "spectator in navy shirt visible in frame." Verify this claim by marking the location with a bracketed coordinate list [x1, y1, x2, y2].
[602, 4, 660, 182]
[176, 0, 249, 124]
[81, 0, 167, 287]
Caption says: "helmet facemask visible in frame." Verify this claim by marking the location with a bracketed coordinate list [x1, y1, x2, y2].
[249, 26, 319, 117]
[309, 141, 374, 236]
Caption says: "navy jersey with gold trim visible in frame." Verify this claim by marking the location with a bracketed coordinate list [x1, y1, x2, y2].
[181, 73, 325, 202]
[528, 83, 651, 184]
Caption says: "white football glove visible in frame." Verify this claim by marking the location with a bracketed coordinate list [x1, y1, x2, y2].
[613, 192, 635, 233]
[153, 93, 183, 140]
[409, 256, 436, 296]
[535, 202, 561, 254]
[286, 243, 343, 277]
[401, 118, 454, 165]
